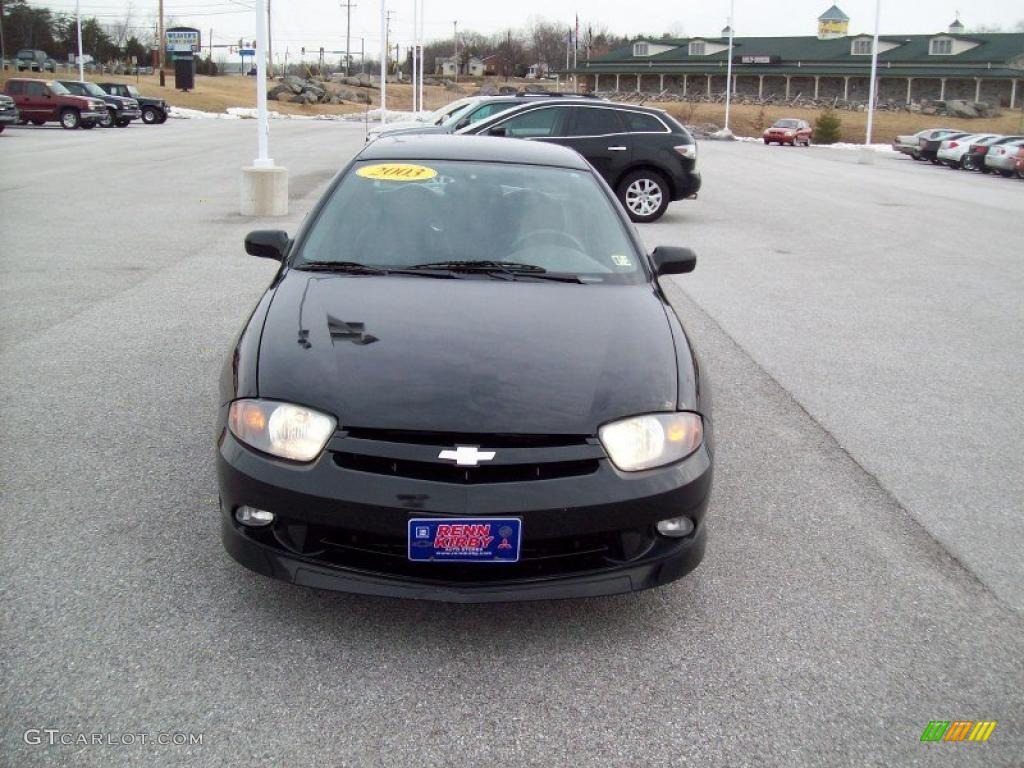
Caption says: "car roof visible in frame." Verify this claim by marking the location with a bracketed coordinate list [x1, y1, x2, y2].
[473, 97, 669, 116]
[358, 134, 591, 170]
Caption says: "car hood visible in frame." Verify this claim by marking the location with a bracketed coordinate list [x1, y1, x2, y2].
[373, 125, 452, 139]
[257, 271, 679, 435]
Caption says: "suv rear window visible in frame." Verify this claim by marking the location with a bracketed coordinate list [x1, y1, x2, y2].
[570, 107, 624, 136]
[623, 112, 666, 132]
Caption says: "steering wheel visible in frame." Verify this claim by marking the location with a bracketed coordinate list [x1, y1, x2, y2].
[509, 228, 586, 254]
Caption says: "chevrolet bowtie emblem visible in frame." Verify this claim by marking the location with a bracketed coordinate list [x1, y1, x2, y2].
[438, 445, 496, 467]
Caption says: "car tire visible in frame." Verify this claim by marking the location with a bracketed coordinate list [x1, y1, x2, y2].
[100, 108, 115, 128]
[31, 119, 46, 126]
[60, 108, 81, 130]
[157, 113, 168, 123]
[962, 156, 976, 171]
[0, 125, 4, 134]
[999, 170, 1013, 178]
[763, 139, 769, 145]
[142, 106, 160, 124]
[617, 170, 671, 224]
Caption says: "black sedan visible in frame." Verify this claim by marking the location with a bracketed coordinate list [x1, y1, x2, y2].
[217, 135, 713, 602]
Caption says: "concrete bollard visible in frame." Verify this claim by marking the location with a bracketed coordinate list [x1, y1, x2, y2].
[241, 165, 289, 216]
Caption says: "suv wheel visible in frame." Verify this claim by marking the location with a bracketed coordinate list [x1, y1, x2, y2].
[100, 108, 115, 128]
[60, 108, 81, 130]
[617, 170, 670, 223]
[142, 106, 160, 124]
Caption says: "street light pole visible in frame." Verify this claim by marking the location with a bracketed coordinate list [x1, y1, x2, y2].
[724, 0, 734, 133]
[380, 0, 387, 124]
[418, 0, 424, 110]
[865, 0, 881, 145]
[412, 0, 417, 111]
[75, 0, 84, 80]
[255, 0, 270, 165]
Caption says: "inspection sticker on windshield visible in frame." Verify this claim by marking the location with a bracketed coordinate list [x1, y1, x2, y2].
[408, 518, 521, 563]
[356, 163, 437, 182]
[611, 254, 632, 267]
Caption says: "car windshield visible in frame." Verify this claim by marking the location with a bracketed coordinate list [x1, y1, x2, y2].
[296, 159, 644, 283]
[440, 102, 481, 127]
[73, 82, 107, 97]
[773, 119, 799, 128]
[47, 81, 69, 95]
[428, 99, 472, 124]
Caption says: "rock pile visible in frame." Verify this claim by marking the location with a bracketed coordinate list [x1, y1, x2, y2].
[268, 75, 371, 105]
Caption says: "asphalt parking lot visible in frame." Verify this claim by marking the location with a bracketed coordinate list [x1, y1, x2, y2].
[1, 119, 1022, 767]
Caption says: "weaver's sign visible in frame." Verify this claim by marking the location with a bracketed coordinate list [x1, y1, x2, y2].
[166, 27, 201, 53]
[735, 54, 781, 65]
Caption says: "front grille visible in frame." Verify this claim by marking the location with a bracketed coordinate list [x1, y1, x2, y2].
[330, 428, 604, 484]
[333, 451, 598, 483]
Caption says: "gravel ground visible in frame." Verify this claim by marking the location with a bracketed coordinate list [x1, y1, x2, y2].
[1, 120, 1021, 767]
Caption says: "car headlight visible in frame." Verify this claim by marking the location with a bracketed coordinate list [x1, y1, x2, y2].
[599, 412, 703, 472]
[785, 131, 794, 137]
[228, 399, 336, 462]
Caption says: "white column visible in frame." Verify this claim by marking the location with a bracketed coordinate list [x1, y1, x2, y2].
[864, 0, 881, 145]
[724, 3, 734, 132]
[843, 76, 849, 101]
[379, 0, 387, 124]
[636, 74, 641, 92]
[659, 74, 664, 91]
[682, 73, 688, 95]
[594, 74, 599, 91]
[906, 77, 913, 104]
[1011, 79, 1018, 109]
[706, 75, 711, 96]
[940, 77, 946, 100]
[411, 0, 418, 111]
[974, 78, 982, 102]
[614, 73, 620, 92]
[785, 76, 791, 99]
[814, 75, 820, 99]
[255, 0, 271, 166]
[75, 0, 84, 80]
[758, 75, 764, 98]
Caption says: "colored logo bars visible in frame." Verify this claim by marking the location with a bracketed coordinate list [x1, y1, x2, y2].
[920, 721, 997, 742]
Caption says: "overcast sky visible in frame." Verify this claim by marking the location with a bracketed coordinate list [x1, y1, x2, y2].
[41, 0, 1024, 61]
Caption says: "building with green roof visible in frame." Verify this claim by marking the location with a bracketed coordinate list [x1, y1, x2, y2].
[566, 8, 1024, 109]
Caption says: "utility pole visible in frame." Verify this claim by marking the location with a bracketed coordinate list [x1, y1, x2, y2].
[267, 0, 273, 77]
[453, 20, 457, 85]
[361, 36, 365, 74]
[158, 0, 164, 69]
[412, 0, 417, 110]
[340, 1, 355, 76]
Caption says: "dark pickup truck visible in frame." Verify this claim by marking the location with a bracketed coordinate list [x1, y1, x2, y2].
[3, 78, 106, 129]
[58, 80, 140, 127]
[98, 82, 169, 124]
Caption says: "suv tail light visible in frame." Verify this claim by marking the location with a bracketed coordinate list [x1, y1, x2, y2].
[978, 146, 990, 155]
[947, 142, 958, 149]
[673, 145, 697, 160]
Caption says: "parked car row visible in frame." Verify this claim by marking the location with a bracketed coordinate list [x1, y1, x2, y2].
[368, 94, 700, 223]
[0, 78, 169, 131]
[893, 127, 1024, 178]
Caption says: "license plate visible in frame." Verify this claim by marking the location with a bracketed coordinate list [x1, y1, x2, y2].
[407, 518, 521, 563]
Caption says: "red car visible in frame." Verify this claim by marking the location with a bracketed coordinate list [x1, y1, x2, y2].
[3, 78, 107, 129]
[763, 118, 813, 146]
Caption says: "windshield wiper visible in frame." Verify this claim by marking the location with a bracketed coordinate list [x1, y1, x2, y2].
[405, 260, 584, 283]
[292, 260, 457, 279]
[295, 261, 389, 274]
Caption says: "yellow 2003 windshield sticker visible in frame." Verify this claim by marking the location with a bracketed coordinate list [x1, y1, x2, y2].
[356, 163, 437, 182]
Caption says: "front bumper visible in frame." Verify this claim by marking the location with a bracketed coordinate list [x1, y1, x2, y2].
[117, 108, 141, 120]
[0, 109, 18, 125]
[217, 429, 712, 602]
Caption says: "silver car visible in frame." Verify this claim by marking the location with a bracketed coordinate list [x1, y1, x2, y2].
[893, 128, 958, 160]
[984, 138, 1024, 176]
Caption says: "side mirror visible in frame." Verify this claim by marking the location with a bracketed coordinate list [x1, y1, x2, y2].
[455, 117, 470, 130]
[245, 230, 290, 261]
[650, 246, 696, 276]
[487, 125, 507, 137]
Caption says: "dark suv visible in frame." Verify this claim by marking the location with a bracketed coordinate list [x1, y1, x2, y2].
[97, 82, 168, 124]
[461, 100, 700, 223]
